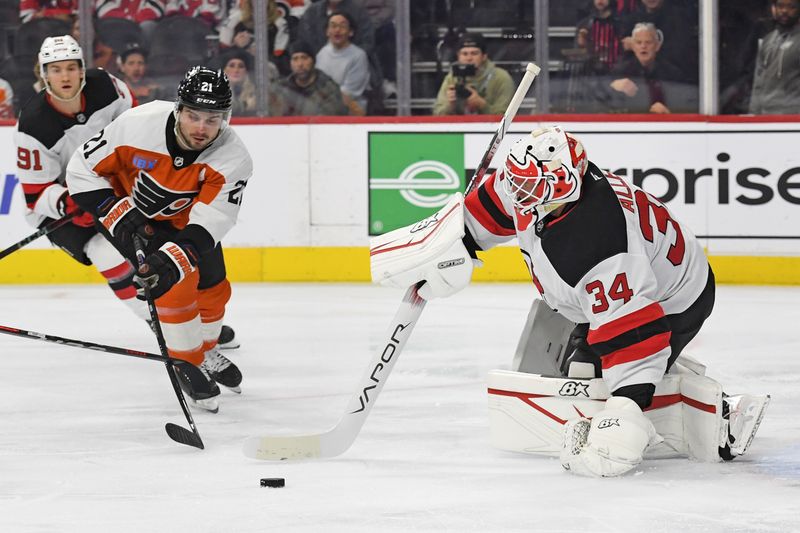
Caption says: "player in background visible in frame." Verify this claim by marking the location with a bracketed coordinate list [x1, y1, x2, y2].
[374, 126, 728, 477]
[14, 35, 148, 322]
[66, 67, 252, 412]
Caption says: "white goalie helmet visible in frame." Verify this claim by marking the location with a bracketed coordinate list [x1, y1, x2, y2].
[501, 126, 589, 216]
[38, 35, 86, 99]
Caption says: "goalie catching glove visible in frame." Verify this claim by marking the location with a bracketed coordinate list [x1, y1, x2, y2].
[135, 241, 198, 299]
[370, 193, 480, 300]
[561, 396, 663, 477]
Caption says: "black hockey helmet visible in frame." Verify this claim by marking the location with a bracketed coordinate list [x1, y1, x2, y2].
[176, 66, 232, 113]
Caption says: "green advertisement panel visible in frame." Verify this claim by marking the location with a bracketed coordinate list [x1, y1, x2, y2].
[368, 132, 465, 235]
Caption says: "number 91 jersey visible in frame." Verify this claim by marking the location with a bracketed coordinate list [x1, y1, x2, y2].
[464, 161, 709, 393]
[66, 100, 253, 247]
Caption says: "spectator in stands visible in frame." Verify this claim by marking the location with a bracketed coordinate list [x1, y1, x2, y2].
[118, 46, 163, 104]
[621, 0, 697, 83]
[0, 78, 14, 119]
[19, 0, 77, 23]
[95, 0, 166, 40]
[221, 49, 258, 116]
[355, 0, 396, 96]
[274, 40, 348, 116]
[749, 0, 800, 114]
[166, 0, 225, 30]
[316, 11, 370, 115]
[576, 0, 625, 75]
[432, 32, 514, 116]
[601, 22, 692, 113]
[219, 0, 292, 74]
[298, 0, 375, 55]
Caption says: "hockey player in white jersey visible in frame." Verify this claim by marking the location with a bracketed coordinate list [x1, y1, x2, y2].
[66, 66, 253, 412]
[371, 126, 768, 477]
[14, 35, 147, 320]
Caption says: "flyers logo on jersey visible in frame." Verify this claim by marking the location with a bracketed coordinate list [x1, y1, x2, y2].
[132, 171, 198, 217]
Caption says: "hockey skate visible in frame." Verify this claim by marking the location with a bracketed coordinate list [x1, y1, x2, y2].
[218, 325, 240, 350]
[202, 348, 242, 393]
[719, 393, 770, 460]
[173, 361, 220, 413]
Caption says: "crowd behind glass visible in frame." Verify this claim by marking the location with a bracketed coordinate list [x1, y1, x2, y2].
[0, 0, 798, 119]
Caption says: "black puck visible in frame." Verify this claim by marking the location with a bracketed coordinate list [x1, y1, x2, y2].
[260, 477, 285, 488]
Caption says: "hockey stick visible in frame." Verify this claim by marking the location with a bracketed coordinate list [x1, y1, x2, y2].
[133, 235, 205, 450]
[0, 322, 210, 387]
[0, 212, 76, 260]
[242, 63, 541, 461]
[243, 284, 426, 460]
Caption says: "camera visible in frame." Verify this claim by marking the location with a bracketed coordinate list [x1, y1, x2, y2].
[451, 63, 477, 99]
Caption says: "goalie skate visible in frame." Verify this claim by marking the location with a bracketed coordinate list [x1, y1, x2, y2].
[721, 394, 770, 460]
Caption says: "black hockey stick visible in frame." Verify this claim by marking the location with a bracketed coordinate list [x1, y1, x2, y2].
[133, 235, 204, 450]
[0, 322, 209, 381]
[0, 212, 76, 260]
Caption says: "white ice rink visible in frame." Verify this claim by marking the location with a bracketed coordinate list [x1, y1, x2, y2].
[1, 282, 799, 532]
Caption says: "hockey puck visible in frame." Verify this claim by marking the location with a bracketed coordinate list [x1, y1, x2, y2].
[260, 478, 285, 488]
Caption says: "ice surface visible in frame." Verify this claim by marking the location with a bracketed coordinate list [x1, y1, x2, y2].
[1, 283, 798, 532]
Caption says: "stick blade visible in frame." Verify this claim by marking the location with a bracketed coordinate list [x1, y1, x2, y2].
[243, 435, 324, 461]
[165, 423, 204, 449]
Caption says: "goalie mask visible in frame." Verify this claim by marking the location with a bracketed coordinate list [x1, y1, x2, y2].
[38, 35, 86, 101]
[501, 126, 588, 216]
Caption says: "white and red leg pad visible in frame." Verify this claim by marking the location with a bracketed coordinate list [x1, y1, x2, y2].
[487, 368, 761, 462]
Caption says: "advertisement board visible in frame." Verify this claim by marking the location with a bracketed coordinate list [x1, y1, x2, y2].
[0, 118, 798, 283]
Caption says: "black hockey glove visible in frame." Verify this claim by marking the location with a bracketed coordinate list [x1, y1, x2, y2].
[560, 323, 601, 378]
[97, 196, 154, 257]
[134, 241, 198, 299]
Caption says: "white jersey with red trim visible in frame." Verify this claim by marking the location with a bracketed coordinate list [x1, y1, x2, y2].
[13, 69, 135, 225]
[464, 162, 709, 393]
[66, 100, 252, 247]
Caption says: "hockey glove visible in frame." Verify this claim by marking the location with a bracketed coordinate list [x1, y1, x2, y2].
[57, 191, 95, 228]
[560, 396, 662, 478]
[134, 241, 198, 299]
[97, 196, 153, 255]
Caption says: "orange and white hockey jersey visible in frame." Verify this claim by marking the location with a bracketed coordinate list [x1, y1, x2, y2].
[465, 161, 709, 394]
[66, 100, 253, 253]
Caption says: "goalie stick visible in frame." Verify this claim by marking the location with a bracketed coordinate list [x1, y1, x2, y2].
[133, 235, 205, 450]
[0, 212, 77, 260]
[243, 63, 541, 461]
[243, 285, 426, 460]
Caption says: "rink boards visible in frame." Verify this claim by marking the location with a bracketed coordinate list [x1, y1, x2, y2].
[1, 116, 798, 284]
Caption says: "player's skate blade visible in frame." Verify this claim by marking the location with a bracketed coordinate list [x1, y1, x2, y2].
[218, 325, 240, 350]
[202, 349, 242, 393]
[173, 361, 221, 412]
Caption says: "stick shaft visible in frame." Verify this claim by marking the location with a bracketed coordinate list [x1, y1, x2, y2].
[133, 235, 204, 449]
[465, 62, 541, 195]
[0, 213, 76, 260]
